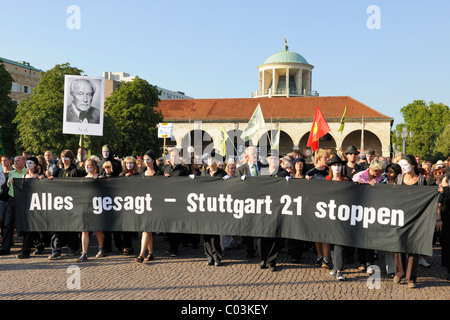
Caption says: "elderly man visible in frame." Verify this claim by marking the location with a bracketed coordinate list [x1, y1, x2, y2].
[66, 79, 100, 124]
[236, 146, 267, 259]
[0, 156, 26, 255]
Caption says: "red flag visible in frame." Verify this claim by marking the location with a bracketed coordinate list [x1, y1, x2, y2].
[307, 106, 331, 152]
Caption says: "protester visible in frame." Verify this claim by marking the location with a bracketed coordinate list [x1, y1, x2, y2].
[44, 150, 59, 177]
[236, 146, 266, 259]
[289, 157, 307, 263]
[291, 157, 307, 179]
[135, 150, 164, 263]
[0, 156, 26, 255]
[0, 155, 12, 241]
[98, 145, 122, 177]
[325, 155, 349, 281]
[305, 149, 329, 180]
[120, 156, 139, 256]
[437, 174, 450, 281]
[200, 151, 227, 266]
[393, 155, 426, 288]
[78, 158, 105, 262]
[48, 150, 81, 260]
[17, 157, 45, 259]
[382, 163, 403, 277]
[163, 148, 188, 257]
[342, 145, 362, 180]
[306, 149, 331, 268]
[258, 150, 288, 272]
[352, 158, 387, 273]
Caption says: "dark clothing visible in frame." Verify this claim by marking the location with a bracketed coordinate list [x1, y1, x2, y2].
[200, 167, 227, 178]
[51, 163, 82, 254]
[306, 167, 329, 180]
[98, 158, 122, 177]
[439, 186, 450, 269]
[0, 171, 9, 202]
[163, 163, 188, 177]
[57, 163, 79, 178]
[342, 163, 362, 180]
[393, 173, 426, 284]
[201, 167, 226, 264]
[162, 163, 188, 255]
[66, 104, 100, 124]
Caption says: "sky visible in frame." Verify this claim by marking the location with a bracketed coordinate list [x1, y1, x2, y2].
[1, 0, 449, 126]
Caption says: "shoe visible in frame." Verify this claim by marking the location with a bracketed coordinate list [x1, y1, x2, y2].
[33, 248, 45, 255]
[214, 260, 222, 267]
[393, 275, 402, 284]
[336, 271, 345, 281]
[407, 282, 416, 288]
[145, 253, 154, 261]
[259, 261, 267, 269]
[269, 264, 277, 272]
[321, 258, 331, 269]
[17, 252, 31, 259]
[170, 253, 178, 257]
[207, 260, 214, 266]
[329, 270, 336, 276]
[77, 252, 88, 262]
[418, 258, 430, 267]
[135, 256, 144, 263]
[48, 252, 62, 260]
[314, 256, 323, 267]
[95, 248, 105, 258]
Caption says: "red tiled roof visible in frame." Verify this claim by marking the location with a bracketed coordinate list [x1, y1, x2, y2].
[157, 96, 392, 123]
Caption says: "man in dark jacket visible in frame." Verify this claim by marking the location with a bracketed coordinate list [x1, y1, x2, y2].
[48, 150, 81, 260]
[163, 148, 188, 257]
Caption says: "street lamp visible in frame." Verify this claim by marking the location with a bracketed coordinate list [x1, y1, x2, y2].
[396, 126, 414, 154]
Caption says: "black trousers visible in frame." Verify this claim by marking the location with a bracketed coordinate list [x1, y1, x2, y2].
[203, 234, 223, 263]
[20, 232, 44, 255]
[50, 232, 80, 254]
[257, 237, 281, 266]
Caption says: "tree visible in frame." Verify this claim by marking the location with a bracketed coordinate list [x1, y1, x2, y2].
[0, 60, 18, 155]
[434, 124, 450, 159]
[392, 100, 450, 161]
[14, 63, 120, 156]
[105, 77, 163, 157]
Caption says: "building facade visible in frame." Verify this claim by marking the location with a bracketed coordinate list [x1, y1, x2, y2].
[157, 42, 393, 162]
[0, 57, 44, 102]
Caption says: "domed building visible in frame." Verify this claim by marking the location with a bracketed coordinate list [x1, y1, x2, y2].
[252, 39, 317, 98]
[157, 40, 393, 162]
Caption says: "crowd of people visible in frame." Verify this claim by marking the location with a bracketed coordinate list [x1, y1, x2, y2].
[0, 144, 449, 288]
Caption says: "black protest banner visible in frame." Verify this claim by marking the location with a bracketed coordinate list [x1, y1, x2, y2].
[13, 176, 439, 256]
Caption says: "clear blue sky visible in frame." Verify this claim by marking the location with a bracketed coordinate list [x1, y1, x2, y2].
[1, 0, 449, 126]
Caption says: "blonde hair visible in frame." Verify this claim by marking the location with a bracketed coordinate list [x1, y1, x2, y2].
[85, 158, 100, 173]
[314, 149, 329, 165]
[122, 156, 138, 174]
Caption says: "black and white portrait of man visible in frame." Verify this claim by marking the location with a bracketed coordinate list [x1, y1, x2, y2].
[63, 75, 104, 136]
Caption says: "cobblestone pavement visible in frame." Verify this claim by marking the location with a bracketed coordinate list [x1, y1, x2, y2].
[0, 232, 448, 304]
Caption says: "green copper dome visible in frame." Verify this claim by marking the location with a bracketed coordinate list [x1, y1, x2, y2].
[263, 45, 309, 65]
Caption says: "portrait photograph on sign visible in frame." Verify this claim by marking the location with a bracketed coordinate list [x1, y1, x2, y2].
[62, 75, 105, 136]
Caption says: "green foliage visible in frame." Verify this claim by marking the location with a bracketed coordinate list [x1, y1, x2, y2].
[105, 77, 163, 157]
[434, 124, 450, 159]
[0, 61, 18, 155]
[391, 100, 450, 161]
